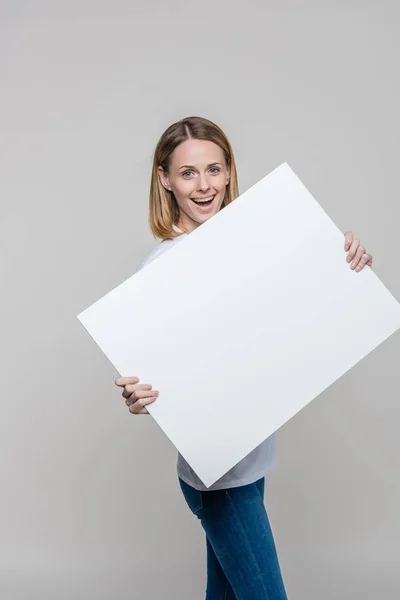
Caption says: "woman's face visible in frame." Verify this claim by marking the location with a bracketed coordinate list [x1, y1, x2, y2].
[158, 138, 230, 233]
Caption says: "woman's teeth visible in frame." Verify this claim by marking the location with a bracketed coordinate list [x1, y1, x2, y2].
[192, 195, 215, 206]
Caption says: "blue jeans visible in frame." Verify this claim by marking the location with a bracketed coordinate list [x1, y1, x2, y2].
[179, 477, 288, 600]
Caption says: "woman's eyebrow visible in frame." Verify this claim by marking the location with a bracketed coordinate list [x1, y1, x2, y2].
[179, 162, 223, 170]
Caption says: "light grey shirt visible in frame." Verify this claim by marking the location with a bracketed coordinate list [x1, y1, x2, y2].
[140, 232, 276, 491]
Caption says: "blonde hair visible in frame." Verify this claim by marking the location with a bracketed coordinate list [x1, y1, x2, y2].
[149, 116, 240, 240]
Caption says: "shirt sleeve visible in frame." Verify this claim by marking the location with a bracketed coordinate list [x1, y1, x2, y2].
[139, 239, 176, 270]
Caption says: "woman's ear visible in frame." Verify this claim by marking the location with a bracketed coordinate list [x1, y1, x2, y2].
[158, 166, 172, 191]
[226, 165, 231, 185]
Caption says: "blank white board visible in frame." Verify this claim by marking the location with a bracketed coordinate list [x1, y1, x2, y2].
[77, 163, 400, 488]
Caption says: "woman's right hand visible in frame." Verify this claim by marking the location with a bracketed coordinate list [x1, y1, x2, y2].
[114, 376, 159, 415]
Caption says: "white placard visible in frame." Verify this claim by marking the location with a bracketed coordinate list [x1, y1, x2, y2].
[77, 163, 400, 488]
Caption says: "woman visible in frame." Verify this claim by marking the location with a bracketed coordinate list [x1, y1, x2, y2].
[115, 116, 373, 599]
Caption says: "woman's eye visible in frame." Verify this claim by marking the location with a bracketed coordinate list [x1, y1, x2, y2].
[182, 167, 220, 177]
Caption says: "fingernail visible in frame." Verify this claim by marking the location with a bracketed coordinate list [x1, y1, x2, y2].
[146, 384, 152, 390]
[356, 266, 361, 272]
[153, 391, 159, 396]
[351, 262, 356, 269]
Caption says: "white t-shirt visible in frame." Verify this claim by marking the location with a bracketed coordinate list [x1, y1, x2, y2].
[140, 231, 276, 491]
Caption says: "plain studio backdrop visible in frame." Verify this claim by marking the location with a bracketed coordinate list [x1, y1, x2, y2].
[1, 2, 399, 599]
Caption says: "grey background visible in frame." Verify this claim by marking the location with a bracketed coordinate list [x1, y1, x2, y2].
[1, 1, 399, 598]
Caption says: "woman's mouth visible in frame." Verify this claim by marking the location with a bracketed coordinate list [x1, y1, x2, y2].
[191, 195, 215, 208]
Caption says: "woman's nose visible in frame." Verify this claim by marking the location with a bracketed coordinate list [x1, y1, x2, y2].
[197, 173, 211, 192]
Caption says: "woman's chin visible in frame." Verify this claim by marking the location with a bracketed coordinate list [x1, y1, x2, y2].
[195, 211, 216, 225]
[192, 202, 222, 223]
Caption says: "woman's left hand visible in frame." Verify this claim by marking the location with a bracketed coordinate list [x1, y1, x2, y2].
[344, 231, 373, 272]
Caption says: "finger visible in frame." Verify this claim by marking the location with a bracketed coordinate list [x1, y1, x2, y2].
[128, 396, 158, 414]
[136, 406, 152, 415]
[126, 395, 158, 410]
[122, 383, 152, 399]
[124, 389, 158, 406]
[350, 246, 366, 269]
[346, 238, 360, 262]
[344, 231, 353, 251]
[115, 376, 139, 387]
[355, 253, 373, 272]
[124, 388, 156, 404]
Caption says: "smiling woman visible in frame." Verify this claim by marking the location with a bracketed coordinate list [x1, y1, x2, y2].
[115, 115, 373, 600]
[148, 116, 239, 239]
[158, 140, 229, 226]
